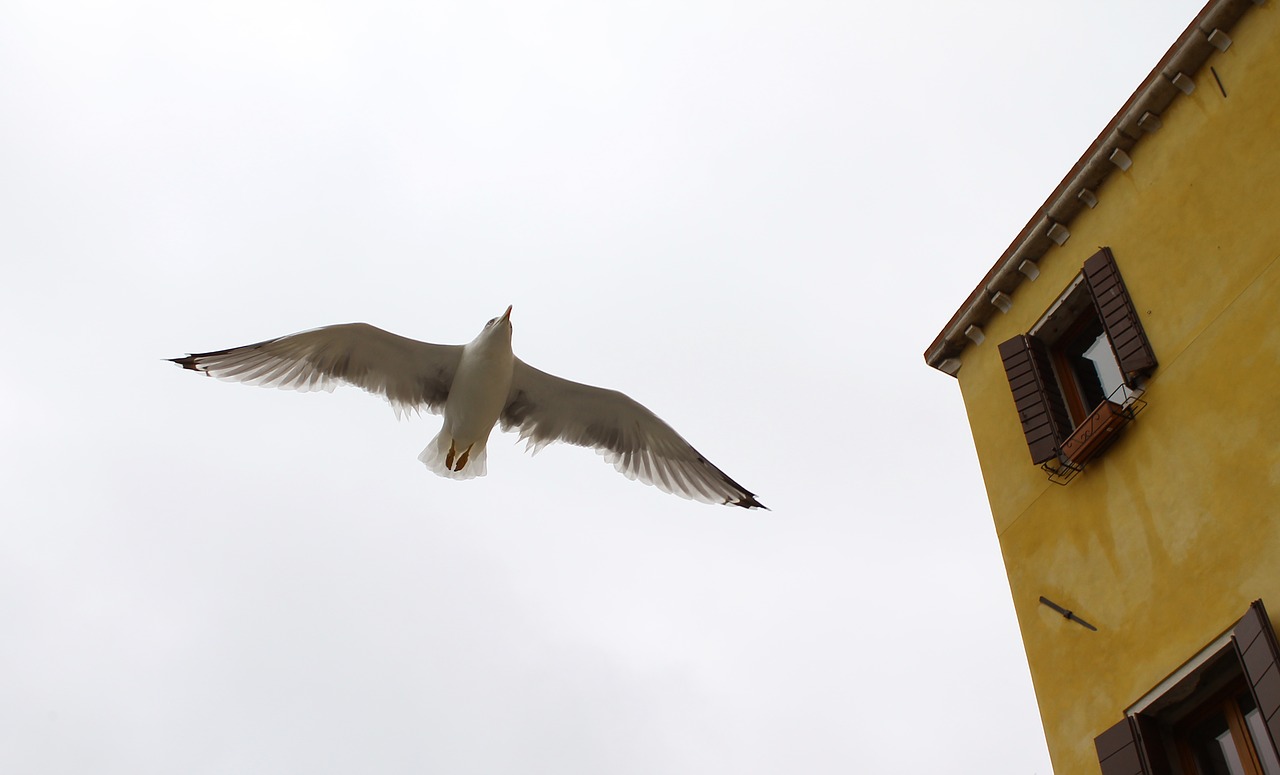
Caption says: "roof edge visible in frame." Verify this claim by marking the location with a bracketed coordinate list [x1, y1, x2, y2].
[925, 0, 1263, 375]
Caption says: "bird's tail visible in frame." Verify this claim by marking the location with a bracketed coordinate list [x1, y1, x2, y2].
[419, 432, 488, 480]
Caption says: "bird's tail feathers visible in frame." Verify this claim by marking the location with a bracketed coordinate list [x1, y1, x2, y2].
[419, 432, 487, 480]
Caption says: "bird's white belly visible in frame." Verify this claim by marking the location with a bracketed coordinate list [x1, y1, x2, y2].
[444, 349, 514, 444]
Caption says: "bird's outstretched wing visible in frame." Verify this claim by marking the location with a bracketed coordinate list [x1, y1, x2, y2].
[170, 323, 463, 416]
[501, 359, 765, 509]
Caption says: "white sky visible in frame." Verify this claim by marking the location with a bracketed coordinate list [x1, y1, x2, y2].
[1, 1, 1205, 772]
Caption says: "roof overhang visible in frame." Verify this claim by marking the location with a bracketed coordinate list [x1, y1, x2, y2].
[925, 0, 1265, 376]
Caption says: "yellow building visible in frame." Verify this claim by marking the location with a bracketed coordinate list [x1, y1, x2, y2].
[925, 1, 1280, 773]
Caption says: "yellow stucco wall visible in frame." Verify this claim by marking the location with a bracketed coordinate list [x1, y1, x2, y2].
[950, 6, 1280, 773]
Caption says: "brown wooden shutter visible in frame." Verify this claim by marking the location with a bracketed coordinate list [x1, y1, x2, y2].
[1083, 248, 1158, 384]
[999, 334, 1072, 464]
[1234, 599, 1280, 758]
[1094, 714, 1169, 775]
[1095, 716, 1149, 775]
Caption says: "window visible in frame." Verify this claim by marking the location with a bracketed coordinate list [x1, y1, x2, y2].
[999, 248, 1157, 476]
[1178, 685, 1280, 775]
[1035, 277, 1127, 423]
[1095, 601, 1280, 775]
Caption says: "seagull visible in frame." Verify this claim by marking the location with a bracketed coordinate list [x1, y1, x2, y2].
[169, 307, 765, 509]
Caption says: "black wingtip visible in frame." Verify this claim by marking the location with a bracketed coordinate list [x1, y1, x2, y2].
[168, 355, 202, 371]
[732, 495, 768, 510]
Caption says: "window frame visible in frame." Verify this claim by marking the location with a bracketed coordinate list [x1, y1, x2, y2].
[998, 247, 1157, 475]
[1047, 302, 1126, 425]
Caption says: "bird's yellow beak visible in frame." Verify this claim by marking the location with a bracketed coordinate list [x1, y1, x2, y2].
[501, 305, 513, 322]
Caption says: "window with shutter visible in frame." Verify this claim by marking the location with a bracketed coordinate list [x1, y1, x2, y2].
[998, 248, 1155, 477]
[1094, 601, 1280, 775]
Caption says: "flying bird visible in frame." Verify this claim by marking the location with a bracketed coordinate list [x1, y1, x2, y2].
[169, 307, 765, 509]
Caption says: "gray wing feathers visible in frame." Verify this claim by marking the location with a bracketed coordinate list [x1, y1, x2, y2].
[171, 323, 463, 415]
[501, 359, 765, 509]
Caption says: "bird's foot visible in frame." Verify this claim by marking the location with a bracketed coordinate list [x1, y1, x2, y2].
[445, 440, 475, 471]
[455, 443, 474, 471]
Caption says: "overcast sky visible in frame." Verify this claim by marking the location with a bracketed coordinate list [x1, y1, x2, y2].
[1, 1, 1206, 773]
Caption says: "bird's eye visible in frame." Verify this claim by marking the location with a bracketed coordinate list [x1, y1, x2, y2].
[485, 318, 497, 328]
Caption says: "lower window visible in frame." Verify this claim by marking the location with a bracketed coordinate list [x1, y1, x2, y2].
[1096, 601, 1280, 775]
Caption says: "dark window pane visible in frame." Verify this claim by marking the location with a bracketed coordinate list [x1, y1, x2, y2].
[1188, 712, 1247, 775]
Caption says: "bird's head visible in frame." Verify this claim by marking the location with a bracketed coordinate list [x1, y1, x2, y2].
[475, 305, 514, 344]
